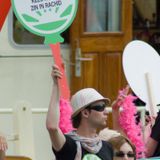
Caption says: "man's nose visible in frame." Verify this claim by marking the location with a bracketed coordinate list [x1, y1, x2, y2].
[123, 154, 129, 160]
[103, 108, 109, 115]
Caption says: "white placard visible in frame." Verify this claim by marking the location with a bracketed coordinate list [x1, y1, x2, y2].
[123, 40, 160, 115]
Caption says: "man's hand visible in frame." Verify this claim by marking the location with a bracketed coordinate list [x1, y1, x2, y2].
[0, 135, 7, 152]
[112, 85, 130, 110]
[51, 65, 63, 84]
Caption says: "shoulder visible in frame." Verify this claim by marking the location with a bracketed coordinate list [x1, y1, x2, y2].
[96, 140, 113, 159]
[52, 134, 77, 159]
[62, 135, 78, 150]
[65, 134, 77, 144]
[102, 140, 113, 152]
[58, 134, 77, 150]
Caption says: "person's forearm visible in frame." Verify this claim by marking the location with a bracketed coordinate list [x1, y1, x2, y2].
[46, 83, 60, 130]
[112, 101, 126, 136]
[112, 108, 121, 130]
[46, 65, 66, 151]
[145, 137, 158, 157]
[112, 100, 121, 129]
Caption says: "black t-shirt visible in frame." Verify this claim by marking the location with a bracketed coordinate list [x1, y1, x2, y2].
[150, 111, 160, 157]
[150, 130, 160, 157]
[53, 135, 113, 160]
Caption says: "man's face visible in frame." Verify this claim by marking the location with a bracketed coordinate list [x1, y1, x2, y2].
[86, 101, 108, 128]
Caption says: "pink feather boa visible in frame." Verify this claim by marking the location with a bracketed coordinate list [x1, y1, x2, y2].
[119, 94, 145, 158]
[59, 98, 73, 133]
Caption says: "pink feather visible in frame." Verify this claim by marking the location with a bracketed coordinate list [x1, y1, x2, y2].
[59, 98, 74, 133]
[119, 94, 145, 158]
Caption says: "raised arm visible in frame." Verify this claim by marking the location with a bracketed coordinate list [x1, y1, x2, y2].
[112, 85, 130, 134]
[0, 133, 7, 160]
[46, 65, 66, 151]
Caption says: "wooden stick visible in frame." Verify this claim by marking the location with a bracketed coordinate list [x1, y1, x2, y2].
[145, 72, 157, 118]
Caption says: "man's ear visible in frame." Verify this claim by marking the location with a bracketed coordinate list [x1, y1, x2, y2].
[81, 109, 90, 118]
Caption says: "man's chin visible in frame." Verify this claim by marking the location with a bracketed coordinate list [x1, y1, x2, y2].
[99, 123, 107, 130]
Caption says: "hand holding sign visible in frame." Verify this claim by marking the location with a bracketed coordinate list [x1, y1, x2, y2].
[123, 40, 160, 118]
[12, 0, 78, 99]
[11, 0, 78, 133]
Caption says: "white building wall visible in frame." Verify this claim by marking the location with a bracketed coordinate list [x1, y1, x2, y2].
[0, 11, 71, 160]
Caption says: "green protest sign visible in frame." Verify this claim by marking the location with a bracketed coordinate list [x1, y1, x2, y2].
[12, 0, 78, 44]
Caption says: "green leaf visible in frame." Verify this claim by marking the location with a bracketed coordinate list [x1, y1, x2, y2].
[34, 19, 67, 31]
[36, 11, 42, 16]
[22, 14, 39, 22]
[60, 5, 72, 18]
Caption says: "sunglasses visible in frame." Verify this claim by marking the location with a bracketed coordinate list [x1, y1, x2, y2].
[86, 103, 106, 112]
[115, 151, 135, 158]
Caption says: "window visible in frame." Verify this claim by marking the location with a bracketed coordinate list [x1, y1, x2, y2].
[85, 0, 121, 32]
[133, 0, 160, 54]
[12, 12, 70, 45]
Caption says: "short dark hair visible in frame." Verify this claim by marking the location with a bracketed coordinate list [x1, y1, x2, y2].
[71, 112, 82, 128]
[71, 107, 92, 128]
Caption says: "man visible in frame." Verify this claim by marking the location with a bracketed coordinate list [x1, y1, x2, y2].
[46, 65, 113, 160]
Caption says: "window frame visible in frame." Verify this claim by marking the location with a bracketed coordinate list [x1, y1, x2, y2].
[8, 9, 70, 50]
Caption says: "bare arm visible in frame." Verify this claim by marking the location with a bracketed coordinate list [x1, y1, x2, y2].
[112, 85, 130, 135]
[0, 134, 8, 160]
[46, 65, 66, 151]
[145, 137, 158, 157]
[112, 102, 122, 132]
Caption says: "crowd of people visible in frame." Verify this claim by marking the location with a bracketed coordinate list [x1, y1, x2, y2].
[46, 64, 160, 160]
[1, 64, 160, 160]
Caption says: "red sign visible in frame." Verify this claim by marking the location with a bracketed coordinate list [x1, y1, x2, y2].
[0, 0, 11, 31]
[50, 43, 70, 100]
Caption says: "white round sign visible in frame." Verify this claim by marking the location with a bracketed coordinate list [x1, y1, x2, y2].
[123, 40, 160, 111]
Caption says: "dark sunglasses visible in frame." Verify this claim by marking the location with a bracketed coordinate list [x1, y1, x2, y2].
[86, 103, 106, 112]
[115, 151, 135, 158]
